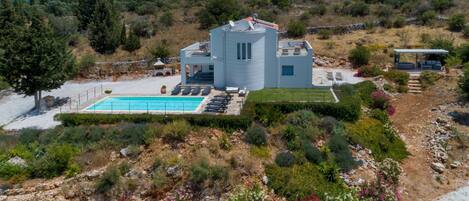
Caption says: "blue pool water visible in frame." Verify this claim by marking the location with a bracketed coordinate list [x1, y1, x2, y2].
[86, 96, 205, 112]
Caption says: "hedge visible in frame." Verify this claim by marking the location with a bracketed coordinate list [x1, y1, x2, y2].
[56, 113, 252, 131]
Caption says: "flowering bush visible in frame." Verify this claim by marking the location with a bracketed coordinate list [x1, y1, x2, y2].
[298, 194, 321, 201]
[387, 105, 396, 116]
[162, 186, 194, 201]
[371, 90, 390, 110]
[358, 158, 402, 201]
[324, 189, 360, 201]
[228, 183, 265, 201]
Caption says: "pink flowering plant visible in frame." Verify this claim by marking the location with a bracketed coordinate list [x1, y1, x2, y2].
[358, 158, 402, 201]
[371, 90, 396, 116]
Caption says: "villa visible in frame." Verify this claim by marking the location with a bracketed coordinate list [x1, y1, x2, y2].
[180, 17, 314, 91]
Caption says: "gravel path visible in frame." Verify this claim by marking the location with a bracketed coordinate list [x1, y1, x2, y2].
[438, 183, 469, 201]
[0, 76, 180, 130]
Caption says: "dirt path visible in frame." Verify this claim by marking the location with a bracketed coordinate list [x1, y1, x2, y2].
[391, 77, 467, 201]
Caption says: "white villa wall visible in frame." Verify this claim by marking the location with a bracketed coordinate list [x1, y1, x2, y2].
[225, 31, 266, 90]
[264, 29, 279, 88]
[210, 28, 226, 89]
[277, 55, 313, 88]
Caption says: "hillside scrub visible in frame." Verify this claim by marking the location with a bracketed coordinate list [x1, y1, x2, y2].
[349, 46, 371, 67]
[345, 117, 409, 162]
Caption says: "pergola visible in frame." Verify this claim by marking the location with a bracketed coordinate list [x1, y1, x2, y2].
[394, 49, 449, 71]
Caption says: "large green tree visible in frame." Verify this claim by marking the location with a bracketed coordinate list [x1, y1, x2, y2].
[0, 12, 76, 111]
[76, 0, 97, 30]
[88, 0, 120, 54]
[197, 0, 243, 29]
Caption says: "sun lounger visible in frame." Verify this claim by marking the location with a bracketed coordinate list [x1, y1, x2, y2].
[181, 87, 191, 95]
[171, 85, 181, 95]
[226, 87, 239, 94]
[327, 72, 334, 81]
[335, 72, 343, 81]
[191, 86, 201, 95]
[201, 86, 211, 96]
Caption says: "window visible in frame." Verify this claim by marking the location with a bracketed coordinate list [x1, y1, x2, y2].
[247, 43, 252, 59]
[237, 43, 240, 60]
[242, 43, 246, 60]
[209, 65, 214, 71]
[237, 42, 252, 60]
[282, 65, 294, 76]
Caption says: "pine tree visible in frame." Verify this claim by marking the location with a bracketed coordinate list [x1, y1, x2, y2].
[89, 0, 120, 54]
[123, 30, 141, 52]
[120, 22, 126, 45]
[77, 0, 97, 30]
[0, 0, 26, 48]
[0, 16, 76, 111]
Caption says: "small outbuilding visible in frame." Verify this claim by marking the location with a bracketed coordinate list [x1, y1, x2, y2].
[394, 49, 449, 71]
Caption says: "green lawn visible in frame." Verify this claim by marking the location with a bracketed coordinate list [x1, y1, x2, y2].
[247, 88, 335, 103]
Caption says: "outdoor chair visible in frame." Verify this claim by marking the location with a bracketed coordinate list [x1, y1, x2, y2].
[335, 72, 343, 81]
[201, 86, 211, 96]
[171, 85, 181, 95]
[182, 87, 192, 95]
[327, 72, 334, 81]
[191, 86, 201, 95]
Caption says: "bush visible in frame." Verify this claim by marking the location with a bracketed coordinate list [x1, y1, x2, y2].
[30, 144, 78, 179]
[318, 162, 340, 183]
[393, 16, 406, 28]
[319, 116, 338, 134]
[375, 4, 393, 18]
[378, 158, 401, 184]
[275, 151, 295, 167]
[346, 2, 370, 17]
[357, 66, 383, 77]
[130, 18, 154, 38]
[159, 11, 174, 27]
[265, 163, 347, 200]
[285, 110, 320, 129]
[328, 128, 358, 171]
[78, 54, 96, 73]
[318, 29, 332, 40]
[96, 166, 121, 193]
[190, 159, 228, 185]
[371, 90, 391, 110]
[49, 16, 79, 37]
[0, 162, 29, 181]
[384, 70, 409, 85]
[250, 146, 271, 158]
[245, 126, 267, 146]
[459, 68, 469, 100]
[420, 71, 442, 88]
[431, 0, 454, 11]
[419, 10, 436, 25]
[123, 31, 141, 52]
[287, 21, 306, 38]
[310, 4, 327, 16]
[448, 14, 466, 32]
[349, 46, 371, 67]
[303, 142, 323, 164]
[346, 117, 409, 161]
[150, 41, 171, 60]
[463, 26, 469, 38]
[228, 184, 265, 201]
[370, 109, 389, 124]
[459, 44, 469, 63]
[162, 120, 191, 142]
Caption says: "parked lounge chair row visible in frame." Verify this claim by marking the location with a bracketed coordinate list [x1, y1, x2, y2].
[204, 94, 232, 113]
[171, 85, 211, 96]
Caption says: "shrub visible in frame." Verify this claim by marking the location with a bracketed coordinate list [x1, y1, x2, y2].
[318, 29, 332, 40]
[96, 166, 121, 193]
[463, 26, 469, 38]
[49, 16, 79, 37]
[287, 21, 306, 38]
[393, 16, 406, 28]
[265, 163, 347, 200]
[459, 68, 469, 100]
[357, 66, 383, 77]
[310, 4, 327, 16]
[420, 71, 442, 88]
[431, 0, 454, 11]
[159, 11, 174, 27]
[349, 46, 371, 67]
[370, 109, 389, 124]
[250, 146, 271, 159]
[318, 162, 340, 183]
[123, 31, 141, 52]
[190, 159, 229, 185]
[78, 54, 96, 73]
[384, 70, 409, 85]
[448, 14, 466, 32]
[375, 5, 393, 18]
[346, 117, 409, 161]
[459, 44, 469, 63]
[30, 144, 78, 178]
[378, 158, 401, 184]
[419, 10, 436, 25]
[320, 116, 338, 134]
[371, 90, 390, 110]
[383, 83, 395, 92]
[275, 151, 295, 167]
[245, 126, 267, 146]
[228, 184, 265, 201]
[162, 120, 191, 142]
[130, 17, 154, 38]
[114, 124, 148, 145]
[345, 2, 370, 17]
[150, 41, 171, 60]
[303, 142, 323, 164]
[285, 110, 320, 129]
[328, 128, 358, 171]
[0, 162, 29, 180]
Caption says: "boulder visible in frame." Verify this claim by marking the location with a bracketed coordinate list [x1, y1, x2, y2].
[431, 162, 445, 173]
[262, 175, 269, 185]
[7, 156, 27, 167]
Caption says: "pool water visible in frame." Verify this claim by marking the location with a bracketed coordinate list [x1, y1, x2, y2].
[85, 96, 205, 112]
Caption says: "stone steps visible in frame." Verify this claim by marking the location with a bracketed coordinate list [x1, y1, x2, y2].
[408, 76, 422, 94]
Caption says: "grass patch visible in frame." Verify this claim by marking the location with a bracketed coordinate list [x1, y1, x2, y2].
[247, 88, 335, 103]
[345, 117, 409, 162]
[249, 146, 271, 159]
[0, 77, 8, 91]
[265, 163, 347, 200]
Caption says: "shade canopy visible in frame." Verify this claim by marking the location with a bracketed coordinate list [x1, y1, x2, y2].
[394, 49, 449, 54]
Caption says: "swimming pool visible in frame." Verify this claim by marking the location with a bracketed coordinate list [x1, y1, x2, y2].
[85, 96, 205, 112]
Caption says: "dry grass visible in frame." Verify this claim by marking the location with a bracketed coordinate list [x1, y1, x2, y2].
[304, 25, 469, 63]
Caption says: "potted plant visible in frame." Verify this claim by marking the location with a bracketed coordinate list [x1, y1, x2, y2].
[161, 85, 167, 94]
[104, 89, 112, 94]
